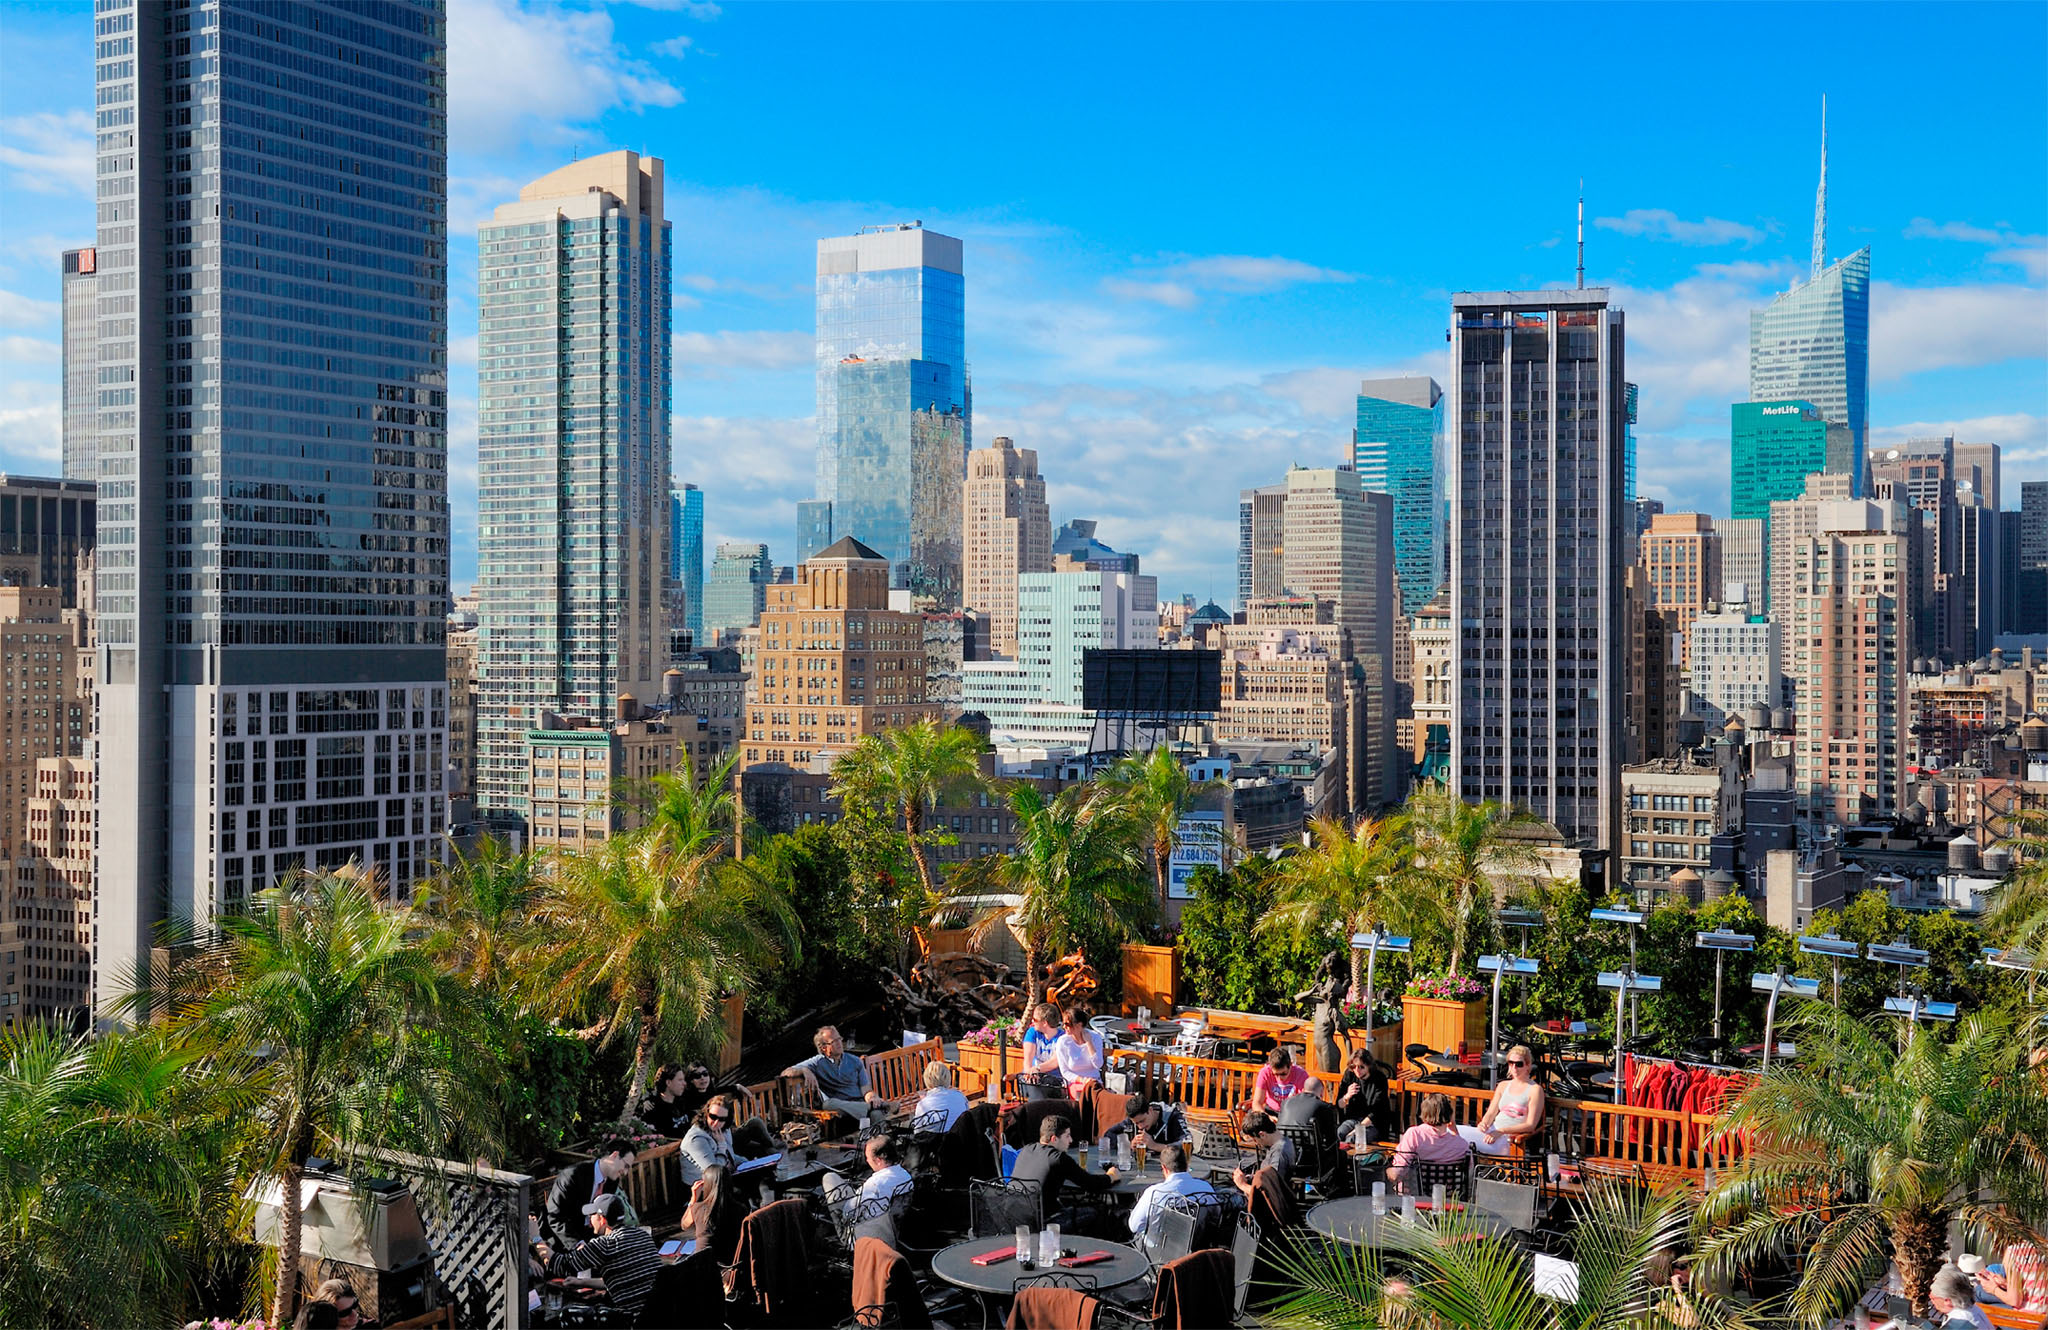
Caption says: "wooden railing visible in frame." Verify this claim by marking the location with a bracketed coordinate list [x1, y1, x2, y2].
[1107, 1047, 1745, 1179]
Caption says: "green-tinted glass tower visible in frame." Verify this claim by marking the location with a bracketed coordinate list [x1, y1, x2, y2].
[1354, 376, 1443, 616]
[1731, 401, 1828, 524]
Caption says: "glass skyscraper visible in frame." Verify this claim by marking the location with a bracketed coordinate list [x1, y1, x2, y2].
[1731, 401, 1830, 524]
[60, 248, 97, 481]
[1353, 377, 1444, 616]
[475, 153, 671, 822]
[806, 225, 967, 571]
[673, 484, 704, 638]
[1749, 249, 1870, 496]
[834, 358, 964, 603]
[95, 0, 450, 1015]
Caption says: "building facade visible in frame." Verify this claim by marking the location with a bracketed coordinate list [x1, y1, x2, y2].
[962, 437, 1050, 659]
[1354, 377, 1445, 616]
[94, 0, 451, 1015]
[702, 543, 772, 641]
[673, 484, 704, 640]
[60, 249, 97, 483]
[1210, 598, 1368, 816]
[1449, 290, 1630, 851]
[1749, 252, 1871, 495]
[1238, 483, 1287, 608]
[7, 757, 95, 1030]
[1622, 746, 1744, 888]
[524, 701, 679, 850]
[0, 477, 95, 610]
[961, 569, 1159, 748]
[1688, 588, 1783, 730]
[807, 225, 967, 564]
[1719, 518, 1765, 610]
[739, 538, 938, 770]
[1409, 591, 1453, 783]
[1639, 513, 1720, 671]
[831, 357, 964, 602]
[474, 152, 672, 826]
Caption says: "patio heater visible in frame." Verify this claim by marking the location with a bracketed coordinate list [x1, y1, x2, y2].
[1348, 926, 1411, 1056]
[1693, 929, 1756, 1045]
[1796, 932, 1862, 1009]
[1750, 966, 1822, 1070]
[1478, 952, 1541, 1088]
[1986, 945, 2041, 1003]
[1590, 908, 1649, 1034]
[1498, 907, 1544, 1012]
[1866, 935, 1931, 999]
[1596, 970, 1661, 1105]
[1883, 987, 1958, 1029]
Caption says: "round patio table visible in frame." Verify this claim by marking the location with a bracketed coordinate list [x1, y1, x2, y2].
[931, 1234, 1151, 1296]
[1308, 1197, 1508, 1244]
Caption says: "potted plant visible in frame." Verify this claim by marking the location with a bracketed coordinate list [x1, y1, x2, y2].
[954, 1016, 1022, 1093]
[1338, 994, 1406, 1067]
[1400, 971, 1489, 1059]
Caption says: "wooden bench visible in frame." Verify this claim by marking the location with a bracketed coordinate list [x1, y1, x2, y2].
[1986, 1307, 2048, 1330]
[865, 1038, 944, 1112]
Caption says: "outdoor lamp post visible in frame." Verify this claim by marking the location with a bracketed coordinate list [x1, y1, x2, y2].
[1693, 929, 1756, 1044]
[1349, 927, 1411, 1054]
[1597, 970, 1662, 1104]
[1796, 932, 1862, 1009]
[1750, 966, 1822, 1070]
[1498, 907, 1543, 1011]
[1882, 987, 1958, 1041]
[1866, 935, 1931, 999]
[1478, 952, 1540, 1088]
[1591, 908, 1649, 1036]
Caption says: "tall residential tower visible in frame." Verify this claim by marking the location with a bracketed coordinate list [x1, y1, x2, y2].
[1450, 289, 1629, 852]
[95, 0, 451, 1015]
[1353, 377, 1445, 616]
[475, 153, 672, 823]
[962, 436, 1050, 658]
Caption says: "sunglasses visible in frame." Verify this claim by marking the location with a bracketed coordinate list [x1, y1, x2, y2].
[1507, 1059, 1528, 1068]
[708, 1114, 730, 1124]
[689, 1071, 712, 1079]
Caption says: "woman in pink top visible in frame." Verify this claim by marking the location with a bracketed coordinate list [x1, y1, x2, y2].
[1388, 1093, 1473, 1185]
[1978, 1241, 2048, 1313]
[1248, 1047, 1310, 1114]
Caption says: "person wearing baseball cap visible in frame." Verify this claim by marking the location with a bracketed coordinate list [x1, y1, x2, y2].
[532, 1191, 660, 1318]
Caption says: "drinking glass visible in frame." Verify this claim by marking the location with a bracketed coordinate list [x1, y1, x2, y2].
[1015, 1225, 1035, 1270]
[1042, 1222, 1061, 1265]
[1371, 1180, 1386, 1216]
[1401, 1194, 1417, 1223]
[1546, 1152, 1561, 1183]
[1432, 1183, 1447, 1212]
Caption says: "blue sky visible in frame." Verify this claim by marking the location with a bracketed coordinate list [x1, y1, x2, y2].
[3, 1, 2043, 601]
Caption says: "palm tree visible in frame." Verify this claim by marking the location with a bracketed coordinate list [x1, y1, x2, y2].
[1103, 744, 1225, 924]
[1267, 1179, 1749, 1329]
[1699, 1004, 2048, 1321]
[965, 783, 1151, 1008]
[1407, 785, 1544, 976]
[533, 831, 794, 1120]
[1259, 814, 1416, 1002]
[612, 748, 744, 857]
[831, 720, 986, 903]
[419, 834, 540, 995]
[160, 865, 496, 1327]
[0, 1022, 254, 1328]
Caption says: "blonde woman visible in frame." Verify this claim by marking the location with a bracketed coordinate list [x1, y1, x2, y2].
[1479, 1045, 1546, 1149]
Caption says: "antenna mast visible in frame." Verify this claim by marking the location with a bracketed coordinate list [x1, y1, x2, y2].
[1576, 180, 1585, 289]
[1811, 96, 1828, 280]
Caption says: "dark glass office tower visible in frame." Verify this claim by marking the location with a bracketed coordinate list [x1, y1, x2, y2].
[94, 0, 449, 1015]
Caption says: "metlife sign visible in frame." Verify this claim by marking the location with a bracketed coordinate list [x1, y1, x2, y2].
[1166, 811, 1228, 900]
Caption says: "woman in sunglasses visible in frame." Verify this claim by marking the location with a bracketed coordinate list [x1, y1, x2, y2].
[640, 1063, 715, 1139]
[1478, 1044, 1547, 1150]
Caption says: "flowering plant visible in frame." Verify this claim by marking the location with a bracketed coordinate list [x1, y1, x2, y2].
[1338, 995, 1403, 1027]
[958, 1016, 1020, 1048]
[609, 1115, 670, 1154]
[1404, 971, 1486, 1002]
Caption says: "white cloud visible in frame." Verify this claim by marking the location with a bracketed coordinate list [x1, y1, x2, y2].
[0, 111, 93, 196]
[651, 35, 695, 58]
[672, 330, 810, 376]
[0, 390, 61, 468]
[1102, 253, 1356, 308]
[0, 335, 60, 365]
[447, 0, 681, 154]
[1101, 278, 1197, 309]
[1595, 210, 1764, 247]
[1872, 282, 2048, 380]
[1904, 217, 2048, 282]
[0, 290, 59, 329]
[623, 0, 721, 13]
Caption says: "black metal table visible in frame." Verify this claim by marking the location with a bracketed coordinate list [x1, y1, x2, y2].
[930, 1234, 1151, 1296]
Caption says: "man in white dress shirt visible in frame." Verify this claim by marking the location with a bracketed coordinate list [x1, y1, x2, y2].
[1128, 1143, 1218, 1238]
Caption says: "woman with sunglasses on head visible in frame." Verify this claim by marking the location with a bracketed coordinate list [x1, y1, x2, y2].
[640, 1062, 715, 1139]
[1479, 1044, 1546, 1150]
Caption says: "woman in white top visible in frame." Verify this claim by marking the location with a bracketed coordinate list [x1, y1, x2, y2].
[914, 1060, 970, 1132]
[1050, 1008, 1106, 1098]
[1479, 1045, 1546, 1149]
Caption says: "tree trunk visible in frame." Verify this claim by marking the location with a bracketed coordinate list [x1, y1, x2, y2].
[905, 800, 935, 898]
[1892, 1205, 1950, 1316]
[1023, 940, 1042, 1010]
[1348, 944, 1366, 1005]
[270, 1108, 313, 1327]
[622, 991, 659, 1122]
[1154, 834, 1170, 930]
[1448, 881, 1472, 976]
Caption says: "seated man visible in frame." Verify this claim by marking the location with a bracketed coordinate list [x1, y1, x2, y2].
[1008, 1112, 1123, 1236]
[1277, 1078, 1343, 1188]
[1930, 1265, 1994, 1330]
[543, 1135, 636, 1246]
[1102, 1095, 1189, 1151]
[1229, 1111, 1295, 1202]
[782, 1024, 883, 1123]
[534, 1193, 660, 1320]
[1127, 1143, 1217, 1240]
[825, 1133, 916, 1216]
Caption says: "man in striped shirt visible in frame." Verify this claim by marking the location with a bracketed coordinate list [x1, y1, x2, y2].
[535, 1192, 660, 1317]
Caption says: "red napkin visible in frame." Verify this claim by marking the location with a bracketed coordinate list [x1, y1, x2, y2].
[971, 1246, 1018, 1266]
[1057, 1251, 1111, 1268]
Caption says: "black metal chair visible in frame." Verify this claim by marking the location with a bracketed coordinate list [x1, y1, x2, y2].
[1575, 1159, 1648, 1191]
[967, 1176, 1042, 1238]
[1475, 1152, 1543, 1187]
[1400, 1155, 1473, 1201]
[1013, 1270, 1099, 1294]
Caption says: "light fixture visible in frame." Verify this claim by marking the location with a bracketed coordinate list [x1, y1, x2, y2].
[1750, 967, 1822, 1069]
[1796, 932, 1861, 1008]
[1479, 953, 1541, 1088]
[1348, 927, 1412, 1047]
[1693, 930, 1756, 1044]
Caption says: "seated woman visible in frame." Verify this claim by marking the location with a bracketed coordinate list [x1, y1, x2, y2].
[1479, 1045, 1546, 1150]
[1247, 1046, 1309, 1115]
[679, 1164, 745, 1264]
[1387, 1092, 1472, 1187]
[638, 1062, 713, 1139]
[1976, 1239, 2048, 1312]
[1335, 1048, 1394, 1144]
[914, 1060, 971, 1133]
[1047, 1007, 1106, 1100]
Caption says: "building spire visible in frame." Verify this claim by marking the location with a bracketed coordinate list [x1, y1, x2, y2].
[1810, 96, 1827, 280]
[1576, 180, 1585, 289]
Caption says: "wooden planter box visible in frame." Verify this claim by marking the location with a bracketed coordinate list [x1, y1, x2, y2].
[1401, 996, 1487, 1058]
[1340, 1020, 1406, 1069]
[954, 1040, 1017, 1097]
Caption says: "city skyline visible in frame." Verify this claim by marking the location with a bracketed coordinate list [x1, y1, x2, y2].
[1, 2, 2043, 603]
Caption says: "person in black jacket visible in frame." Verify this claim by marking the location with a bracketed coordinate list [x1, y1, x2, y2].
[639, 1063, 713, 1138]
[1335, 1048, 1394, 1143]
[543, 1134, 637, 1245]
[1007, 1113, 1122, 1236]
